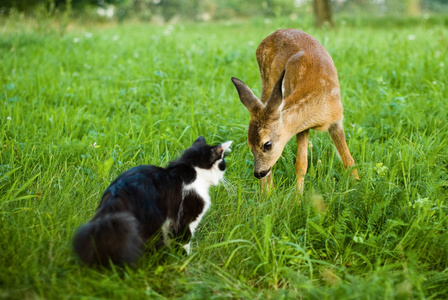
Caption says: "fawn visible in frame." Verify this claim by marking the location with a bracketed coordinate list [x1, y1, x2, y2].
[231, 29, 358, 192]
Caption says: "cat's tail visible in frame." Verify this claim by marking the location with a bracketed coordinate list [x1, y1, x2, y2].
[73, 212, 143, 267]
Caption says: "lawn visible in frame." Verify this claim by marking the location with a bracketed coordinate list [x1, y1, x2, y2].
[1, 16, 447, 299]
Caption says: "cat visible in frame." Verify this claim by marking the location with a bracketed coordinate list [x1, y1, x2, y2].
[73, 136, 232, 266]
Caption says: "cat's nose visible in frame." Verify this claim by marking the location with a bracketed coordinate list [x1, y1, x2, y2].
[254, 169, 270, 179]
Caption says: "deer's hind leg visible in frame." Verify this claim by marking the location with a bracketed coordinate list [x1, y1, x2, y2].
[296, 129, 310, 192]
[328, 121, 359, 179]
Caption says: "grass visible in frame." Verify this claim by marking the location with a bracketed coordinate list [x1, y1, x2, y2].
[1, 15, 447, 299]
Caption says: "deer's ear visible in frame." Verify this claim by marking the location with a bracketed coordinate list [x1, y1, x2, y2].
[265, 70, 285, 115]
[231, 77, 262, 115]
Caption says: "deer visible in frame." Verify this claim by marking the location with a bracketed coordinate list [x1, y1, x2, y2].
[231, 29, 358, 192]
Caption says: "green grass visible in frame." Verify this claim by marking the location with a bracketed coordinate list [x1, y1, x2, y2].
[1, 16, 447, 299]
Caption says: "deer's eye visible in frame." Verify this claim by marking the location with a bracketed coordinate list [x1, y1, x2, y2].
[263, 142, 272, 151]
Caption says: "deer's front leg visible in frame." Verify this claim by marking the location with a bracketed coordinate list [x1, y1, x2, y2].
[296, 130, 310, 192]
[260, 172, 274, 194]
[328, 121, 359, 179]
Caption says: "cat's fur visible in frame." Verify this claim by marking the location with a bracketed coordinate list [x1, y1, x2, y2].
[73, 136, 232, 266]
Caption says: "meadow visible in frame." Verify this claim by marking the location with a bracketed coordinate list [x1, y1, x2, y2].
[1, 15, 447, 299]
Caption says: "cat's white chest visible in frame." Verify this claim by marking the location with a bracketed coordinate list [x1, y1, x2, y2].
[178, 164, 225, 254]
[184, 176, 208, 199]
[182, 167, 218, 236]
[184, 164, 222, 203]
[183, 174, 211, 220]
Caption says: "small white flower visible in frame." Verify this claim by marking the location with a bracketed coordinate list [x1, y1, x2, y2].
[432, 81, 437, 85]
[73, 37, 80, 43]
[112, 35, 119, 41]
[407, 35, 416, 41]
[375, 163, 388, 176]
[133, 52, 139, 58]
[199, 13, 211, 22]
[97, 6, 115, 18]
[163, 26, 174, 36]
[7, 116, 11, 121]
[353, 236, 364, 244]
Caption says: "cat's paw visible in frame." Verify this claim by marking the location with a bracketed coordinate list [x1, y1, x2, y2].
[183, 243, 191, 255]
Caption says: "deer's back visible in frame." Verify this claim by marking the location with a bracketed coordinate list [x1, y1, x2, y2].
[256, 29, 339, 105]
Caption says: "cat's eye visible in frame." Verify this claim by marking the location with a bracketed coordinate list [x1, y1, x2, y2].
[263, 142, 272, 151]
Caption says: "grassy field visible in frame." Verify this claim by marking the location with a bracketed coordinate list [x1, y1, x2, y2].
[1, 16, 447, 299]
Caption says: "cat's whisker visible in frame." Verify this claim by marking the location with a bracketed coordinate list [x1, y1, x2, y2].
[221, 178, 236, 193]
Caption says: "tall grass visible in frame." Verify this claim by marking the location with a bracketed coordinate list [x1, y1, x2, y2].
[1, 17, 447, 299]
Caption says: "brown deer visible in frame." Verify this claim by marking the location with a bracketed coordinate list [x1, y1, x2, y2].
[231, 29, 358, 192]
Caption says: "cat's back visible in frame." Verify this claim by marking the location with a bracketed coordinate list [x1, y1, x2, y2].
[95, 164, 185, 230]
[105, 165, 179, 198]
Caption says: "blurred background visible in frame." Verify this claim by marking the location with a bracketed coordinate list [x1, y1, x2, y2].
[1, 0, 448, 27]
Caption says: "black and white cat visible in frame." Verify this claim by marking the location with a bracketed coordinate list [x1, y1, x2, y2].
[73, 136, 232, 266]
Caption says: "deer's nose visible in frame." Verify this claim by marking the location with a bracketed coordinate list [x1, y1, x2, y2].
[254, 169, 270, 179]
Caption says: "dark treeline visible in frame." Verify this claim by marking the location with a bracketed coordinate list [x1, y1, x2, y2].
[1, 0, 448, 22]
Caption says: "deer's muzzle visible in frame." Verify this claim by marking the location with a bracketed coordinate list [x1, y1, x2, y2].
[254, 168, 271, 179]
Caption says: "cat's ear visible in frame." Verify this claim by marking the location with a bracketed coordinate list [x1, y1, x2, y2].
[193, 136, 206, 146]
[215, 141, 233, 158]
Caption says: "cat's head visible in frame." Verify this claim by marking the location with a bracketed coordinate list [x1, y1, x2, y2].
[179, 136, 232, 186]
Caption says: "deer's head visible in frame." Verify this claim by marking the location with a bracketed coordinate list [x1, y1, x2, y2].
[232, 71, 288, 179]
